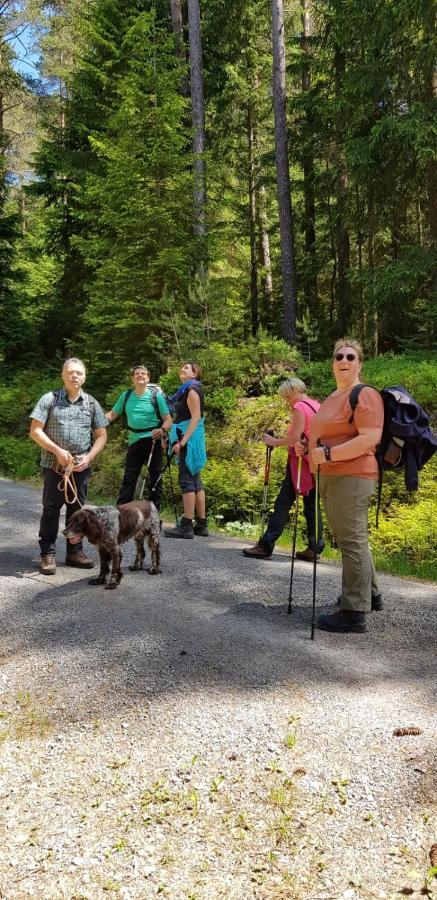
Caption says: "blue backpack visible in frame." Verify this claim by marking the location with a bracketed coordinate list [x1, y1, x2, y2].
[349, 384, 437, 525]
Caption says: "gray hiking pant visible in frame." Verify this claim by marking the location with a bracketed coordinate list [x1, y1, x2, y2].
[319, 474, 380, 612]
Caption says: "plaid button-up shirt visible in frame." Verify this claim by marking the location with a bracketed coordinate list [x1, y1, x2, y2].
[30, 388, 107, 469]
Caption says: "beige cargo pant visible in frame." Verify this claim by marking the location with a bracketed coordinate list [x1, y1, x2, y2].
[319, 474, 380, 612]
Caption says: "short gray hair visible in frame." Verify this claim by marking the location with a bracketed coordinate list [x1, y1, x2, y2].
[62, 357, 86, 373]
[279, 377, 306, 398]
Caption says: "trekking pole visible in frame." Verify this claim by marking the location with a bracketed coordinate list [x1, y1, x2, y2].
[139, 439, 157, 500]
[287, 456, 302, 615]
[311, 465, 320, 641]
[260, 429, 274, 533]
[167, 456, 178, 523]
[150, 444, 177, 498]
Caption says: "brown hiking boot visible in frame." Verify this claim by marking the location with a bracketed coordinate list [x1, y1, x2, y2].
[65, 551, 94, 569]
[242, 542, 272, 560]
[39, 555, 56, 575]
[295, 547, 319, 562]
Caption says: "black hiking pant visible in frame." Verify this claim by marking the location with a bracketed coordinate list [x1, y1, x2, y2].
[116, 437, 163, 510]
[39, 466, 91, 556]
[261, 467, 324, 555]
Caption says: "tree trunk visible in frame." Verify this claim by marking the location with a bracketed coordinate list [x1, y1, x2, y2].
[187, 0, 206, 250]
[170, 0, 189, 96]
[334, 45, 351, 335]
[170, 0, 184, 56]
[271, 0, 297, 344]
[423, 0, 437, 340]
[367, 193, 378, 356]
[248, 101, 258, 336]
[301, 0, 317, 311]
[257, 183, 274, 312]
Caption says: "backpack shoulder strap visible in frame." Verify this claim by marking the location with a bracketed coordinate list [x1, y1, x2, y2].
[348, 383, 372, 424]
[45, 389, 62, 426]
[298, 399, 319, 414]
[122, 389, 133, 424]
[148, 384, 165, 419]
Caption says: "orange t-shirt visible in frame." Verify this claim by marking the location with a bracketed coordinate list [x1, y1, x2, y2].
[309, 386, 384, 478]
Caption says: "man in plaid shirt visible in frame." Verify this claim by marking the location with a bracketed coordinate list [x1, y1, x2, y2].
[30, 358, 107, 575]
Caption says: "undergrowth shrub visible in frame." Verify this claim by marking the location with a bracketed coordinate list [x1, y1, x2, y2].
[0, 436, 40, 479]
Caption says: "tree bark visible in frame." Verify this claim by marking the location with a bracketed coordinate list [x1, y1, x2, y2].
[271, 0, 297, 344]
[187, 0, 206, 250]
[423, 0, 436, 339]
[334, 45, 351, 335]
[367, 192, 378, 356]
[170, 0, 184, 56]
[301, 0, 317, 312]
[170, 0, 189, 96]
[257, 183, 274, 312]
[248, 101, 258, 336]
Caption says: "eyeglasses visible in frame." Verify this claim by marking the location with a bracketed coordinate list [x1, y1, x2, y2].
[335, 352, 357, 362]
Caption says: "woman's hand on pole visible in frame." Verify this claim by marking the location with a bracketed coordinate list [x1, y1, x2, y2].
[262, 432, 277, 448]
[294, 438, 307, 457]
[311, 446, 326, 466]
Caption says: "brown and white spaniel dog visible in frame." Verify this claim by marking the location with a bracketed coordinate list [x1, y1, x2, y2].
[63, 500, 161, 590]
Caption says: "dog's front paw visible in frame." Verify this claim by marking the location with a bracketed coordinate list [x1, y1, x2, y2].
[105, 580, 118, 590]
[89, 576, 106, 586]
[147, 566, 161, 575]
[129, 563, 143, 571]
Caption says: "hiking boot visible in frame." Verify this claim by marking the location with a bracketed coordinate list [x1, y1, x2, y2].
[194, 517, 209, 536]
[39, 554, 56, 575]
[337, 593, 383, 612]
[242, 542, 272, 560]
[295, 547, 319, 562]
[65, 551, 94, 569]
[164, 517, 194, 539]
[318, 609, 367, 633]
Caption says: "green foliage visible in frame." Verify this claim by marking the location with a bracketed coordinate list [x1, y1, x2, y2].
[0, 370, 60, 438]
[0, 436, 40, 479]
[206, 387, 239, 423]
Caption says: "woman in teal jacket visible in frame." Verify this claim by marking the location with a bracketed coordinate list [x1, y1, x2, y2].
[164, 361, 207, 539]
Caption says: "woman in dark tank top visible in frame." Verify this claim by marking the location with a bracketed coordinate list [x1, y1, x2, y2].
[164, 361, 208, 539]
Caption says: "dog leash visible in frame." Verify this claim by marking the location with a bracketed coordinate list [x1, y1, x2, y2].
[52, 454, 82, 507]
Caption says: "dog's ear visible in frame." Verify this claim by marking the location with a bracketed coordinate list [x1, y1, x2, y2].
[82, 510, 102, 543]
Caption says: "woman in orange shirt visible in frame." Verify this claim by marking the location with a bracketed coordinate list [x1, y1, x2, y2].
[307, 339, 384, 633]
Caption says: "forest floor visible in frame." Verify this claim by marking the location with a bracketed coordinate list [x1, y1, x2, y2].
[0, 478, 436, 900]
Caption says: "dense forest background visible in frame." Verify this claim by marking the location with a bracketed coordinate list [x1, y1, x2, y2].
[1, 0, 436, 378]
[0, 0, 436, 578]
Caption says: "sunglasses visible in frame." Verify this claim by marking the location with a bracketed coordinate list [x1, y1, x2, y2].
[335, 352, 357, 362]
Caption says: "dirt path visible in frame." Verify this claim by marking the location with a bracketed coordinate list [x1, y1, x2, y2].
[0, 478, 436, 899]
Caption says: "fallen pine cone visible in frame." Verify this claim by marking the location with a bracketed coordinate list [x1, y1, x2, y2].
[393, 726, 423, 736]
[430, 844, 437, 867]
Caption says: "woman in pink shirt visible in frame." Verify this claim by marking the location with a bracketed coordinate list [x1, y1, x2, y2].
[243, 377, 324, 561]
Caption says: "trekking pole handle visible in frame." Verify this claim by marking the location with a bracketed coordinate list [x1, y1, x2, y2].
[296, 456, 303, 494]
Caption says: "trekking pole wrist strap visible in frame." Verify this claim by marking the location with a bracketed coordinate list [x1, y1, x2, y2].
[318, 441, 332, 461]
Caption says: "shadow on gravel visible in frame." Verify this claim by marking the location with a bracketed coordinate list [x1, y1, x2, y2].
[1, 478, 436, 722]
[0, 564, 435, 702]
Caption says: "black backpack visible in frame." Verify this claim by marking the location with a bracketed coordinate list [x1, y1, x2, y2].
[121, 385, 165, 433]
[349, 384, 437, 525]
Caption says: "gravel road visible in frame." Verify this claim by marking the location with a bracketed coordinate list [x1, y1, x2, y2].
[0, 477, 436, 900]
